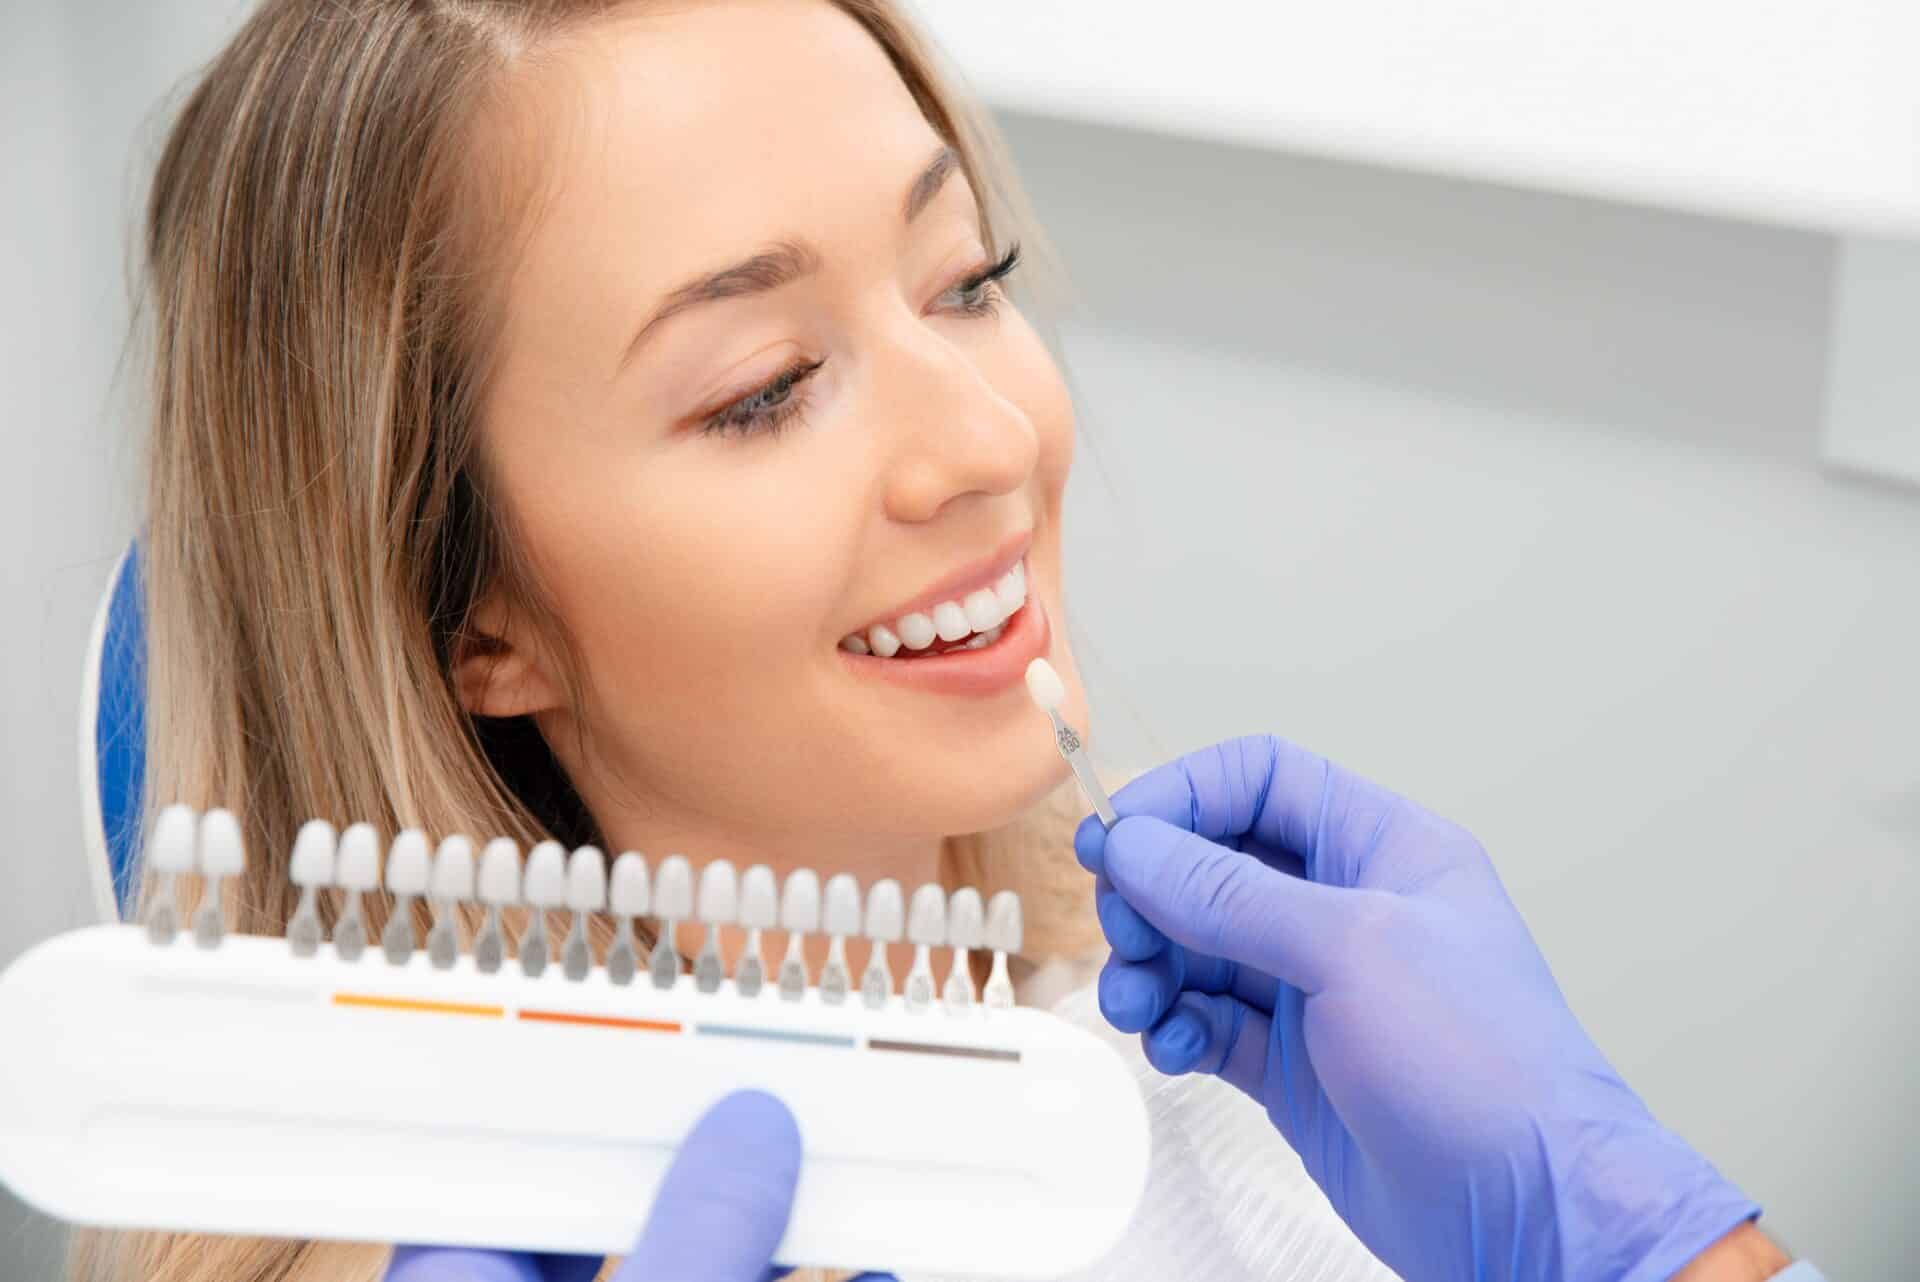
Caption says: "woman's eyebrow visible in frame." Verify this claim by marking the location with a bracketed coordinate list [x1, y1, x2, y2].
[615, 146, 960, 374]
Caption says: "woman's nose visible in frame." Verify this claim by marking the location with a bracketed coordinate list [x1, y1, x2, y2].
[877, 327, 1039, 525]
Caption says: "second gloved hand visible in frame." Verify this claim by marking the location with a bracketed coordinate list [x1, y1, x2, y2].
[1078, 736, 1757, 1282]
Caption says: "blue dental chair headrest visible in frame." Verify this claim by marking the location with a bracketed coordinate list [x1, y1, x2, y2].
[81, 544, 147, 922]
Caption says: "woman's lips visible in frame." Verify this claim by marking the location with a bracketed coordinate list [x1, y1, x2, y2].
[836, 587, 1050, 697]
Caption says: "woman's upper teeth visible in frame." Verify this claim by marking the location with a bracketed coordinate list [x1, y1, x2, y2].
[843, 561, 1027, 657]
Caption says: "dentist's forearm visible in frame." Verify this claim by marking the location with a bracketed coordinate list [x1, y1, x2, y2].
[1669, 1224, 1792, 1282]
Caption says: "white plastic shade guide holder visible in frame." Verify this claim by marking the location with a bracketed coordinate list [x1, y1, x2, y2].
[474, 838, 522, 974]
[777, 868, 821, 1000]
[984, 890, 1022, 1010]
[332, 822, 381, 960]
[520, 841, 568, 978]
[650, 855, 694, 989]
[380, 829, 431, 964]
[904, 884, 948, 1013]
[694, 860, 739, 993]
[143, 804, 199, 944]
[819, 873, 861, 1004]
[427, 836, 476, 970]
[564, 847, 607, 982]
[193, 808, 245, 949]
[606, 852, 649, 986]
[286, 820, 338, 957]
[945, 887, 985, 1011]
[861, 878, 906, 1009]
[736, 864, 778, 997]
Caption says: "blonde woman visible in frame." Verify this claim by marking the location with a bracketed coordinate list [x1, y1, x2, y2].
[77, 1, 1798, 1281]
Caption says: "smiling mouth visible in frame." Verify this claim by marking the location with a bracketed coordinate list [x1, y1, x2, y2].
[839, 560, 1027, 659]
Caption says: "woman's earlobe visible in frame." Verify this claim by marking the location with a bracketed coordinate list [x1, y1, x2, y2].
[452, 604, 563, 719]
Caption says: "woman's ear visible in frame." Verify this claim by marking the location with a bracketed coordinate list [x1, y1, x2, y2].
[453, 594, 564, 719]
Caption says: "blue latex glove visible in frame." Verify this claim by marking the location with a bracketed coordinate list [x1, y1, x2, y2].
[384, 1090, 895, 1282]
[1078, 735, 1760, 1282]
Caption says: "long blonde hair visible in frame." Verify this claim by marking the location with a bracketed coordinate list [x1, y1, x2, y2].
[74, 2, 1094, 1280]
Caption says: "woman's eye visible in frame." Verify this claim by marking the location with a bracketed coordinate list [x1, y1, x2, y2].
[935, 243, 1022, 318]
[701, 358, 825, 438]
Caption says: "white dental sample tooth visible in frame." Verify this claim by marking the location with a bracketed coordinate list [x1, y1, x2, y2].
[839, 634, 871, 655]
[650, 854, 694, 989]
[473, 837, 521, 973]
[945, 886, 984, 1011]
[984, 890, 1022, 1009]
[820, 872, 862, 1003]
[1024, 657, 1066, 711]
[963, 588, 1002, 633]
[904, 883, 947, 1013]
[332, 821, 381, 959]
[778, 868, 821, 999]
[286, 818, 337, 957]
[145, 804, 198, 945]
[896, 612, 936, 650]
[606, 851, 649, 986]
[861, 878, 905, 1008]
[694, 860, 738, 993]
[562, 846, 607, 981]
[932, 601, 970, 642]
[736, 864, 777, 997]
[425, 834, 475, 969]
[193, 808, 245, 949]
[867, 623, 901, 658]
[520, 839, 568, 977]
[381, 828, 430, 964]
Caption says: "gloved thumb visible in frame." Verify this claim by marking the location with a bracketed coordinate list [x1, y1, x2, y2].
[616, 1090, 802, 1282]
[1102, 815, 1356, 993]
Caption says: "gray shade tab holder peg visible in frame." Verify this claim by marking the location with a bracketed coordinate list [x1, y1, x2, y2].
[286, 819, 338, 957]
[650, 855, 694, 989]
[143, 805, 198, 946]
[331, 822, 381, 959]
[563, 846, 607, 981]
[473, 838, 522, 973]
[381, 829, 431, 964]
[606, 852, 649, 986]
[520, 841, 568, 978]
[193, 809, 245, 949]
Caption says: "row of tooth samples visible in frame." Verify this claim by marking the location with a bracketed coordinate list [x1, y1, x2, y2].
[277, 817, 1024, 1011]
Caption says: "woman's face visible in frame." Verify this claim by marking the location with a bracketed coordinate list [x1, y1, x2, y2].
[469, 0, 1087, 865]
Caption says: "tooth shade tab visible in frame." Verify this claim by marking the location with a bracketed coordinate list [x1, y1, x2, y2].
[150, 805, 199, 874]
[864, 879, 905, 943]
[740, 865, 779, 929]
[947, 887, 985, 950]
[823, 873, 862, 936]
[986, 890, 1024, 954]
[430, 836, 476, 900]
[907, 884, 948, 947]
[781, 869, 823, 933]
[609, 853, 650, 916]
[289, 820, 337, 887]
[1024, 658, 1066, 711]
[335, 823, 382, 890]
[478, 839, 522, 906]
[523, 841, 568, 908]
[566, 847, 607, 912]
[385, 830, 430, 895]
[653, 855, 694, 919]
[198, 809, 245, 880]
[697, 860, 739, 923]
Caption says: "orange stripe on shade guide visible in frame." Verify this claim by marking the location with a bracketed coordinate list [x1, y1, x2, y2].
[333, 993, 505, 1018]
[518, 1009, 682, 1033]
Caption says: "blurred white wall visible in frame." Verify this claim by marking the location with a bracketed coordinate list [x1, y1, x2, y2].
[3, 4, 1914, 1280]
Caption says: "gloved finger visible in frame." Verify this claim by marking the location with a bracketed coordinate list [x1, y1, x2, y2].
[1073, 812, 1107, 873]
[614, 1090, 802, 1282]
[1104, 815, 1358, 994]
[1142, 991, 1272, 1099]
[1095, 875, 1166, 961]
[385, 1248, 552, 1282]
[1098, 949, 1181, 1033]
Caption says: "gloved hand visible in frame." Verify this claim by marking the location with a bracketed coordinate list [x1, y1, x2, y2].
[383, 1090, 895, 1282]
[1078, 735, 1759, 1282]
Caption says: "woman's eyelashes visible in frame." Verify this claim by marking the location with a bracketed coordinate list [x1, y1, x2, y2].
[696, 243, 1024, 439]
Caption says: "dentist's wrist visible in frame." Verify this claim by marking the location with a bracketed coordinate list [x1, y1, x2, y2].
[1669, 1223, 1791, 1282]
